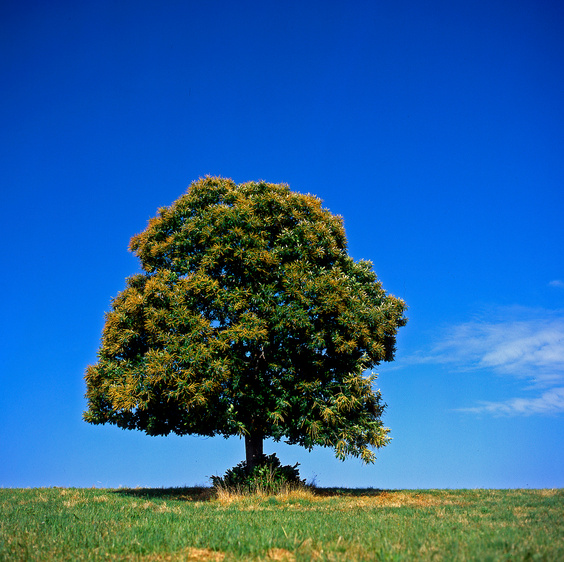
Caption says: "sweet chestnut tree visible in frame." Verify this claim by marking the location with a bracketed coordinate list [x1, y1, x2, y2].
[84, 177, 407, 469]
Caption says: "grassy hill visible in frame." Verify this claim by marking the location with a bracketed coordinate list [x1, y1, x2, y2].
[1, 487, 562, 560]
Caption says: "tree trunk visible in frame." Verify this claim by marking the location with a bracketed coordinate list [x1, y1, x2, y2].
[245, 431, 264, 472]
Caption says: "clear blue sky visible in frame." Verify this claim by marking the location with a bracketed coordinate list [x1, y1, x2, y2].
[1, 0, 563, 489]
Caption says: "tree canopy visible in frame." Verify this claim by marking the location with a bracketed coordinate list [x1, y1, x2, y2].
[84, 177, 407, 466]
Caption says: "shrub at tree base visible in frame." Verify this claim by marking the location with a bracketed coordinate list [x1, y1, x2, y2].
[211, 454, 305, 495]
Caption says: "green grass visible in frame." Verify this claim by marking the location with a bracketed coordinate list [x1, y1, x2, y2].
[1, 487, 562, 560]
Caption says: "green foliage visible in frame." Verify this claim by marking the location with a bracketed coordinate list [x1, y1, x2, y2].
[84, 177, 407, 462]
[211, 453, 305, 494]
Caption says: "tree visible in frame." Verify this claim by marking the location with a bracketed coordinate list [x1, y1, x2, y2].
[84, 177, 407, 470]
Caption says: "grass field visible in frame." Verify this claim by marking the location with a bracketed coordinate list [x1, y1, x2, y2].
[1, 487, 562, 560]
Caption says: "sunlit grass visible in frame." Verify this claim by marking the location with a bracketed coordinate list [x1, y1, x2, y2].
[1, 487, 562, 560]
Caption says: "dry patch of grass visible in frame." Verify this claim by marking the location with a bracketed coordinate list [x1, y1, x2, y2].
[213, 485, 316, 507]
[91, 494, 110, 503]
[332, 490, 453, 509]
[214, 489, 456, 512]
[264, 548, 295, 561]
[536, 488, 558, 497]
[128, 547, 225, 561]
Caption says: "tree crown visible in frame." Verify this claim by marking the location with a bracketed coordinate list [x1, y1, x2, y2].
[84, 177, 407, 462]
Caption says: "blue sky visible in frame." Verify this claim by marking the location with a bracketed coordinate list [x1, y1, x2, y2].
[1, 0, 563, 489]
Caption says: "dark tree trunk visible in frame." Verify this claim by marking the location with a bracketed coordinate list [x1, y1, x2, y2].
[245, 431, 264, 472]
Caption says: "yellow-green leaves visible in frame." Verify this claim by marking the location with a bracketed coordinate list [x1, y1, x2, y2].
[84, 177, 406, 461]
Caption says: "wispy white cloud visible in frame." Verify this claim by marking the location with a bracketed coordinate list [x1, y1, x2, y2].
[408, 307, 564, 416]
[549, 280, 564, 289]
[458, 387, 564, 416]
[433, 314, 564, 383]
